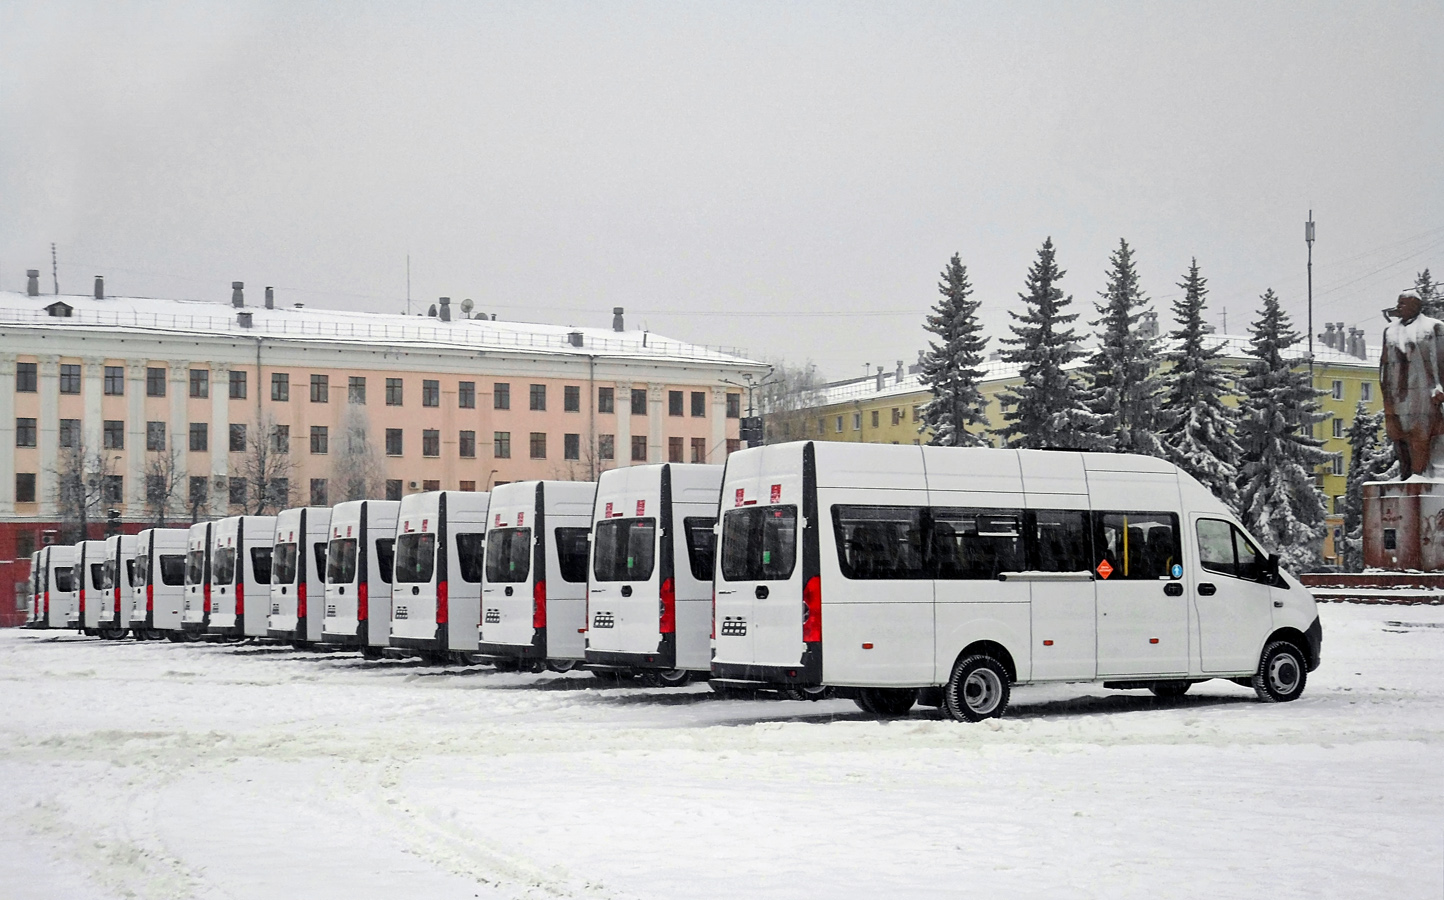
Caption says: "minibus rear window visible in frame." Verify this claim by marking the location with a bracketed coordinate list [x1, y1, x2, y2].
[53, 566, 74, 592]
[485, 528, 531, 583]
[91, 563, 107, 590]
[1028, 510, 1092, 572]
[1094, 512, 1180, 580]
[272, 543, 299, 585]
[592, 519, 657, 582]
[185, 550, 207, 586]
[932, 508, 1024, 579]
[682, 517, 717, 581]
[125, 559, 135, 588]
[159, 555, 186, 586]
[375, 538, 395, 584]
[832, 506, 925, 580]
[554, 528, 591, 583]
[721, 506, 797, 582]
[251, 546, 273, 584]
[213, 548, 237, 585]
[394, 533, 436, 583]
[456, 533, 486, 584]
[328, 539, 358, 584]
[134, 555, 149, 587]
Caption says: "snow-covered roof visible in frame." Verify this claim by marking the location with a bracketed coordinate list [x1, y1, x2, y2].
[0, 290, 763, 368]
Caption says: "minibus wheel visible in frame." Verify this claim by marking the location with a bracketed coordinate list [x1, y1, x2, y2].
[360, 647, 384, 660]
[546, 660, 579, 673]
[656, 669, 691, 687]
[944, 655, 1011, 722]
[1252, 641, 1307, 703]
[164, 631, 187, 643]
[855, 688, 916, 718]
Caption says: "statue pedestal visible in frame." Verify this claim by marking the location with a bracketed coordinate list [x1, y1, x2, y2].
[1363, 479, 1444, 570]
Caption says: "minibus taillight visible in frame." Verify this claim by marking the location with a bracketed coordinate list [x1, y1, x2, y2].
[357, 581, 368, 622]
[659, 577, 676, 634]
[802, 576, 822, 643]
[204, 582, 212, 615]
[235, 579, 244, 617]
[436, 580, 449, 625]
[533, 580, 547, 629]
[43, 591, 50, 619]
[146, 583, 153, 612]
[710, 587, 716, 640]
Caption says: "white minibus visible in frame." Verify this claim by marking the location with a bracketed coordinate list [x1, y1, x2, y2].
[207, 515, 276, 639]
[75, 540, 110, 635]
[711, 443, 1323, 721]
[96, 534, 138, 640]
[267, 507, 331, 645]
[180, 522, 213, 637]
[477, 481, 596, 670]
[389, 491, 490, 661]
[585, 464, 722, 685]
[322, 500, 399, 656]
[35, 544, 76, 629]
[130, 528, 191, 641]
[64, 542, 89, 630]
[24, 551, 39, 627]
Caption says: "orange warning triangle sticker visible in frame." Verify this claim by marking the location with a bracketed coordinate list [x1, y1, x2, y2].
[1097, 559, 1113, 579]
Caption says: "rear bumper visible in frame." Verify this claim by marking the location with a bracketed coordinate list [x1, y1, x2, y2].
[711, 660, 819, 687]
[321, 632, 360, 646]
[391, 635, 440, 653]
[478, 640, 543, 661]
[267, 629, 296, 640]
[585, 648, 689, 671]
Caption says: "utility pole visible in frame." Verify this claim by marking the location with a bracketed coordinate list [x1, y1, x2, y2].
[1306, 211, 1316, 380]
[51, 243, 59, 294]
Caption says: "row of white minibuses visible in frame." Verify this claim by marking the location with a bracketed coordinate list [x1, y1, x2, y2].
[23, 444, 1323, 721]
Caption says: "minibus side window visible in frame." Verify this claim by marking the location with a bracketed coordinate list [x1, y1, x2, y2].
[1197, 519, 1270, 584]
[485, 528, 531, 583]
[375, 538, 395, 584]
[186, 550, 206, 585]
[1027, 510, 1092, 573]
[213, 548, 237, 585]
[251, 546, 273, 584]
[554, 527, 591, 583]
[394, 533, 436, 583]
[272, 543, 299, 585]
[328, 539, 359, 584]
[1094, 512, 1180, 580]
[831, 506, 925, 580]
[592, 519, 657, 582]
[456, 532, 486, 583]
[720, 506, 798, 582]
[682, 517, 717, 581]
[91, 563, 107, 590]
[1234, 528, 1265, 582]
[930, 508, 1024, 579]
[160, 555, 187, 586]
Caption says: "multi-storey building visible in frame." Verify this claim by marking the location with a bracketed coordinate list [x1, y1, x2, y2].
[1, 278, 762, 618]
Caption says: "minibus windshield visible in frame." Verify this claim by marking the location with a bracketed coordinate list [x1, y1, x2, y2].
[592, 519, 656, 582]
[721, 506, 797, 581]
[212, 548, 237, 585]
[485, 528, 531, 583]
[159, 555, 186, 585]
[272, 543, 298, 585]
[394, 533, 436, 583]
[328, 539, 358, 584]
[185, 550, 206, 585]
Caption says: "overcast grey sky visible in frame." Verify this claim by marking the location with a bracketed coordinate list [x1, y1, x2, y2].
[2, 2, 1440, 376]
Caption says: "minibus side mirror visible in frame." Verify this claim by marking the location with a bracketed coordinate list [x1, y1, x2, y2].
[1265, 553, 1281, 585]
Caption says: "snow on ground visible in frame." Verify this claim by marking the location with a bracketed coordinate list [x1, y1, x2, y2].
[1, 603, 1440, 899]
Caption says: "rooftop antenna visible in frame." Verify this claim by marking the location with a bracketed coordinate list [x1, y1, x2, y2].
[406, 254, 411, 315]
[50, 242, 58, 294]
[1222, 306, 1227, 333]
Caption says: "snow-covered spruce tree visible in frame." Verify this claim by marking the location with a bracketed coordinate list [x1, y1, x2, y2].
[996, 238, 1105, 449]
[1415, 268, 1440, 318]
[1341, 403, 1390, 572]
[1235, 289, 1333, 571]
[1159, 258, 1243, 510]
[1084, 238, 1164, 456]
[919, 253, 990, 446]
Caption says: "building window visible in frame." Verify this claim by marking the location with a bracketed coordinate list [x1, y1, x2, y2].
[564, 433, 580, 460]
[871, 410, 879, 428]
[103, 475, 123, 504]
[146, 421, 166, 451]
[853, 412, 862, 430]
[1361, 382, 1373, 402]
[459, 430, 476, 458]
[16, 362, 37, 393]
[422, 379, 440, 408]
[598, 434, 615, 460]
[892, 408, 902, 426]
[631, 388, 647, 416]
[229, 370, 247, 400]
[1332, 455, 1345, 476]
[268, 478, 290, 507]
[598, 387, 614, 413]
[15, 417, 36, 448]
[1332, 418, 1344, 439]
[726, 438, 741, 455]
[310, 426, 329, 454]
[494, 383, 511, 410]
[494, 431, 511, 458]
[348, 376, 366, 404]
[423, 429, 440, 457]
[668, 391, 683, 416]
[458, 381, 475, 409]
[189, 368, 208, 398]
[189, 423, 208, 452]
[16, 472, 37, 503]
[104, 420, 125, 450]
[271, 425, 290, 453]
[691, 437, 706, 463]
[225, 424, 244, 452]
[530, 384, 546, 411]
[1331, 380, 1344, 400]
[60, 364, 82, 394]
[271, 372, 289, 401]
[229, 477, 247, 506]
[835, 416, 843, 434]
[310, 374, 328, 403]
[459, 480, 476, 492]
[188, 476, 209, 509]
[688, 392, 703, 418]
[59, 419, 80, 448]
[146, 367, 165, 397]
[310, 478, 328, 506]
[668, 436, 684, 462]
[385, 480, 403, 501]
[818, 418, 826, 435]
[423, 480, 440, 492]
[529, 432, 546, 459]
[15, 530, 36, 558]
[913, 406, 922, 423]
[104, 366, 124, 395]
[385, 429, 403, 456]
[726, 394, 740, 418]
[564, 385, 581, 412]
[631, 435, 647, 462]
[386, 378, 403, 406]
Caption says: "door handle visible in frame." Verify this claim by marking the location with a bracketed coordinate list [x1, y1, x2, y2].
[1163, 583, 1183, 596]
[1273, 600, 1283, 608]
[755, 585, 769, 599]
[504, 586, 513, 597]
[621, 585, 632, 597]
[1197, 582, 1217, 596]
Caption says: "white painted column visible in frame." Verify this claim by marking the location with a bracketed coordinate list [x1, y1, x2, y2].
[209, 363, 229, 517]
[711, 386, 728, 462]
[647, 383, 665, 465]
[0, 354, 15, 514]
[170, 362, 190, 510]
[83, 357, 104, 458]
[613, 380, 631, 468]
[126, 361, 147, 511]
[37, 356, 59, 517]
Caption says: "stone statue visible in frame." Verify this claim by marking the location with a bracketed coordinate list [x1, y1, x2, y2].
[1381, 289, 1444, 478]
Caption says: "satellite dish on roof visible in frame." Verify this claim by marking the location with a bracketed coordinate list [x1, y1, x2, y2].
[460, 298, 474, 316]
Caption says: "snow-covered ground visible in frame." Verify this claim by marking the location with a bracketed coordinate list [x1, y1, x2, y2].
[1, 603, 1440, 899]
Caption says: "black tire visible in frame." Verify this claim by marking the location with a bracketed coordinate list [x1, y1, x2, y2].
[1149, 681, 1192, 699]
[1252, 641, 1307, 703]
[165, 631, 188, 643]
[656, 668, 691, 687]
[857, 687, 917, 718]
[853, 692, 876, 714]
[780, 685, 829, 702]
[943, 654, 1011, 722]
[99, 628, 127, 641]
[360, 646, 384, 660]
[546, 659, 579, 674]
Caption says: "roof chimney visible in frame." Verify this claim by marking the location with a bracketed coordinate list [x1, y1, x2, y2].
[265, 286, 274, 309]
[237, 310, 253, 328]
[94, 276, 104, 300]
[232, 281, 244, 308]
[439, 296, 451, 322]
[568, 331, 584, 348]
[612, 307, 625, 332]
[875, 366, 885, 391]
[895, 359, 904, 382]
[26, 269, 39, 297]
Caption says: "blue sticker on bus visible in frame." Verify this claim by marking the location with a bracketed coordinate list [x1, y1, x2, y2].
[1171, 564, 1183, 578]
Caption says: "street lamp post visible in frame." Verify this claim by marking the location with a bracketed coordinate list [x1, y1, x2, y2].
[1306, 211, 1316, 381]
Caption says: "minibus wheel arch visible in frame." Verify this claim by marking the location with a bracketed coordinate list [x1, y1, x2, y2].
[954, 641, 1017, 684]
[1263, 627, 1315, 671]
